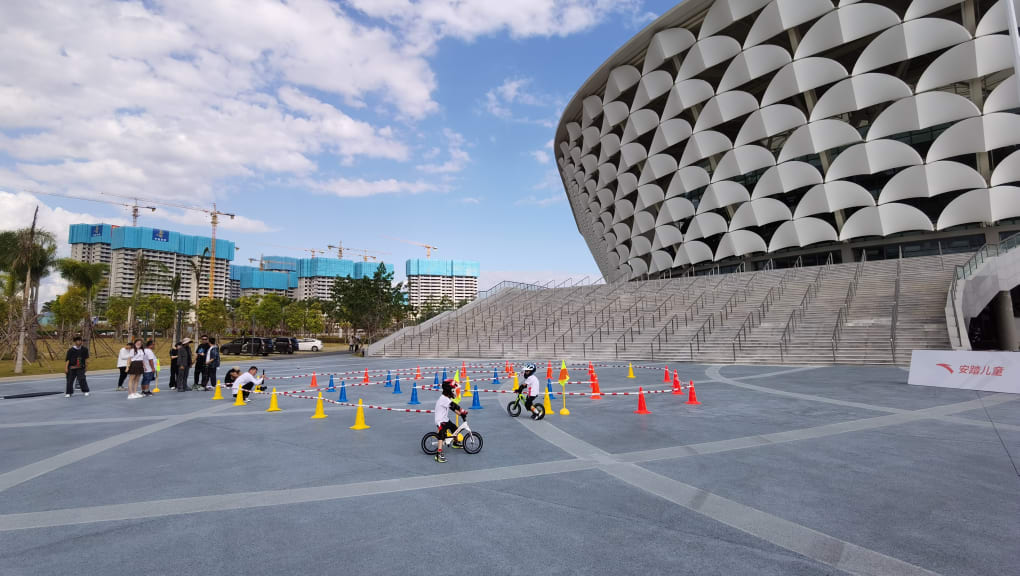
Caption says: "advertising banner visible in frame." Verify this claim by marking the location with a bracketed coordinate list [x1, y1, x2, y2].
[908, 350, 1020, 394]
[151, 228, 170, 243]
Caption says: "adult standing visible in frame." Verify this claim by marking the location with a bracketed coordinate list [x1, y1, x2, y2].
[141, 340, 158, 396]
[116, 341, 132, 391]
[202, 337, 220, 391]
[176, 338, 193, 392]
[193, 335, 209, 391]
[64, 336, 91, 398]
[169, 342, 179, 390]
[126, 338, 146, 399]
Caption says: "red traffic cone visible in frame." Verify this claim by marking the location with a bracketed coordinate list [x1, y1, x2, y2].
[672, 371, 683, 395]
[509, 362, 514, 375]
[686, 380, 700, 405]
[546, 361, 552, 379]
[363, 368, 370, 384]
[461, 361, 467, 377]
[634, 387, 651, 414]
[310, 372, 318, 388]
[415, 366, 422, 380]
[591, 373, 602, 400]
[665, 366, 672, 383]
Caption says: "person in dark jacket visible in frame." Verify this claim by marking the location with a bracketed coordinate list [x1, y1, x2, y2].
[202, 337, 220, 390]
[64, 336, 90, 397]
[169, 342, 179, 390]
[193, 335, 209, 390]
[177, 338, 194, 392]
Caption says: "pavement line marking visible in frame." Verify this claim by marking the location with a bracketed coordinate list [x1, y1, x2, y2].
[0, 403, 233, 494]
[0, 458, 595, 532]
[517, 419, 942, 576]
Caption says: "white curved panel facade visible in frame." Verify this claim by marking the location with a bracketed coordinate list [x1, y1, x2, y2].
[557, 0, 1020, 280]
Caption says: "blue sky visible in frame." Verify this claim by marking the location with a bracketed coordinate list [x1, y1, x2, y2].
[0, 0, 679, 295]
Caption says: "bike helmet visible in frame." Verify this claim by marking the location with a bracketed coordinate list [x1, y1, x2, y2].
[441, 379, 456, 396]
[522, 363, 537, 378]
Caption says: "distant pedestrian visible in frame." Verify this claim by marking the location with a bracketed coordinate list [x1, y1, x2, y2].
[126, 338, 146, 399]
[169, 342, 179, 390]
[64, 336, 91, 398]
[193, 335, 209, 390]
[116, 341, 132, 391]
[141, 340, 158, 396]
[177, 338, 193, 391]
[202, 337, 220, 391]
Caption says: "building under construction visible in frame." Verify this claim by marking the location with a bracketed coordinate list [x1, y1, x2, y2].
[229, 256, 394, 300]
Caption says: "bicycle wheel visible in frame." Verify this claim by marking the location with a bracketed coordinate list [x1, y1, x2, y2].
[421, 432, 440, 455]
[506, 400, 521, 417]
[463, 432, 483, 454]
[534, 404, 545, 420]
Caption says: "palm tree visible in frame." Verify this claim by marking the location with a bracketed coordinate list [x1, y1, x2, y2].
[0, 214, 57, 371]
[169, 272, 183, 344]
[56, 259, 110, 347]
[125, 253, 169, 337]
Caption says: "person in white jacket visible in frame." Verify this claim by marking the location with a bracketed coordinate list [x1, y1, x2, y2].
[231, 366, 264, 402]
[116, 342, 132, 391]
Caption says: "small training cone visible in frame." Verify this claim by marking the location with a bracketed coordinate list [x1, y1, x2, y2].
[634, 387, 651, 414]
[385, 370, 392, 388]
[350, 399, 370, 430]
[408, 382, 420, 405]
[326, 375, 336, 392]
[311, 391, 327, 419]
[559, 360, 569, 382]
[415, 366, 421, 380]
[211, 383, 223, 400]
[470, 388, 483, 409]
[463, 376, 473, 397]
[559, 384, 570, 416]
[591, 374, 602, 400]
[686, 381, 701, 405]
[393, 375, 402, 394]
[546, 361, 552, 379]
[434, 373, 440, 388]
[234, 386, 246, 406]
[664, 366, 671, 383]
[628, 363, 635, 379]
[442, 367, 448, 380]
[673, 371, 683, 395]
[363, 368, 370, 383]
[310, 372, 318, 388]
[151, 383, 160, 394]
[543, 388, 553, 415]
[266, 388, 281, 412]
[338, 380, 347, 403]
[492, 367, 500, 385]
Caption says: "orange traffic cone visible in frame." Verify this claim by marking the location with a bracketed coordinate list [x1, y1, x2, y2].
[673, 371, 683, 395]
[634, 387, 651, 414]
[591, 373, 602, 400]
[415, 366, 422, 380]
[559, 360, 569, 383]
[588, 361, 593, 376]
[546, 361, 552, 379]
[310, 372, 318, 388]
[664, 366, 670, 383]
[363, 368, 370, 383]
[686, 381, 700, 405]
[461, 361, 467, 378]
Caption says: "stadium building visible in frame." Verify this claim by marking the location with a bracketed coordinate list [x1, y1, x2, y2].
[555, 0, 1020, 281]
[69, 224, 235, 301]
[405, 259, 480, 310]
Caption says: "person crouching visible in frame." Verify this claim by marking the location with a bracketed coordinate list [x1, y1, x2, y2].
[231, 366, 264, 403]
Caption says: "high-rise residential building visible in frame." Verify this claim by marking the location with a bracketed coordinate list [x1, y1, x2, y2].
[68, 224, 235, 302]
[229, 257, 394, 301]
[405, 259, 479, 310]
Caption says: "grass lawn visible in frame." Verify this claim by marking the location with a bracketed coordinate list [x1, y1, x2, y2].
[0, 339, 340, 378]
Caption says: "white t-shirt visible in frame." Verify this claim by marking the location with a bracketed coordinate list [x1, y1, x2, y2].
[232, 372, 263, 394]
[129, 349, 146, 364]
[434, 395, 456, 426]
[117, 347, 132, 368]
[525, 374, 541, 396]
[142, 349, 157, 373]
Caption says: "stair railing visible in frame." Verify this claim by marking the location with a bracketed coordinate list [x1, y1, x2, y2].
[891, 253, 902, 364]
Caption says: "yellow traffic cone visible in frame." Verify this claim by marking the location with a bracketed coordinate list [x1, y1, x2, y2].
[559, 384, 570, 416]
[211, 382, 223, 400]
[349, 398, 369, 429]
[311, 390, 327, 419]
[233, 385, 246, 406]
[151, 380, 160, 394]
[543, 388, 553, 415]
[512, 372, 519, 391]
[464, 375, 473, 397]
[627, 363, 635, 379]
[266, 387, 281, 412]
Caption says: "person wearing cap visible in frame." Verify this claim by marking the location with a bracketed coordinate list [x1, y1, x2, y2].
[432, 379, 466, 463]
[176, 338, 194, 392]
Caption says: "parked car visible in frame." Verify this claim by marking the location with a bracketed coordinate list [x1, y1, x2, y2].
[222, 337, 273, 356]
[273, 337, 295, 354]
[297, 338, 323, 352]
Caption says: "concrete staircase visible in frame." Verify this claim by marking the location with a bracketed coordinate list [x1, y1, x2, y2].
[378, 253, 971, 365]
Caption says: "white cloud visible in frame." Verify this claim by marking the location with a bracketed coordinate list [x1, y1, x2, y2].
[531, 150, 551, 164]
[460, 196, 481, 204]
[156, 209, 277, 234]
[307, 177, 437, 198]
[532, 168, 563, 191]
[516, 193, 564, 207]
[417, 129, 470, 174]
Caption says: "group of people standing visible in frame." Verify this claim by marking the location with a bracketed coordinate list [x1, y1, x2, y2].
[114, 335, 220, 398]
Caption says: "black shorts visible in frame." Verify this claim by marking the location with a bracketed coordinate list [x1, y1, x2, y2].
[524, 395, 537, 410]
[437, 420, 457, 438]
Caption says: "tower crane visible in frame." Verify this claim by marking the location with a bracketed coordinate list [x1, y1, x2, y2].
[248, 258, 262, 270]
[327, 242, 345, 259]
[26, 189, 156, 226]
[383, 235, 438, 258]
[345, 248, 391, 262]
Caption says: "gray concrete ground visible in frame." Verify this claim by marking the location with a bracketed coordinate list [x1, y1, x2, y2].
[0, 356, 1017, 576]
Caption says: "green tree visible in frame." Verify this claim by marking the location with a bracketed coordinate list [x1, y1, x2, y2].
[196, 297, 228, 336]
[329, 264, 408, 342]
[105, 297, 131, 336]
[147, 295, 176, 343]
[126, 254, 170, 336]
[254, 293, 287, 333]
[416, 296, 459, 322]
[53, 287, 87, 332]
[55, 259, 109, 346]
[236, 295, 260, 334]
[0, 220, 57, 367]
[284, 300, 325, 335]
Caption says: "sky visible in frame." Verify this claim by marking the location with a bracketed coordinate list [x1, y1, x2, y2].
[0, 0, 680, 302]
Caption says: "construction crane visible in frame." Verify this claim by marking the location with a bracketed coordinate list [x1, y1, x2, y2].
[26, 189, 156, 225]
[345, 248, 391, 262]
[248, 258, 262, 270]
[327, 242, 345, 259]
[304, 248, 324, 258]
[384, 235, 438, 259]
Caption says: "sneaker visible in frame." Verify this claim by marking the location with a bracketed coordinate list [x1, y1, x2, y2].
[84, 392, 90, 397]
[127, 393, 141, 399]
[451, 441, 463, 449]
[434, 453, 447, 463]
[205, 386, 212, 391]
[142, 390, 153, 396]
[116, 386, 126, 391]
[530, 412, 538, 420]
[65, 394, 71, 398]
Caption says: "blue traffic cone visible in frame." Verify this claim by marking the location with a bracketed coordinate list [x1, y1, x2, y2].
[442, 367, 448, 381]
[326, 375, 336, 392]
[393, 375, 402, 394]
[471, 388, 484, 409]
[385, 370, 392, 388]
[338, 380, 347, 403]
[408, 382, 421, 405]
[492, 367, 500, 385]
[434, 373, 439, 389]
[547, 378, 556, 398]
